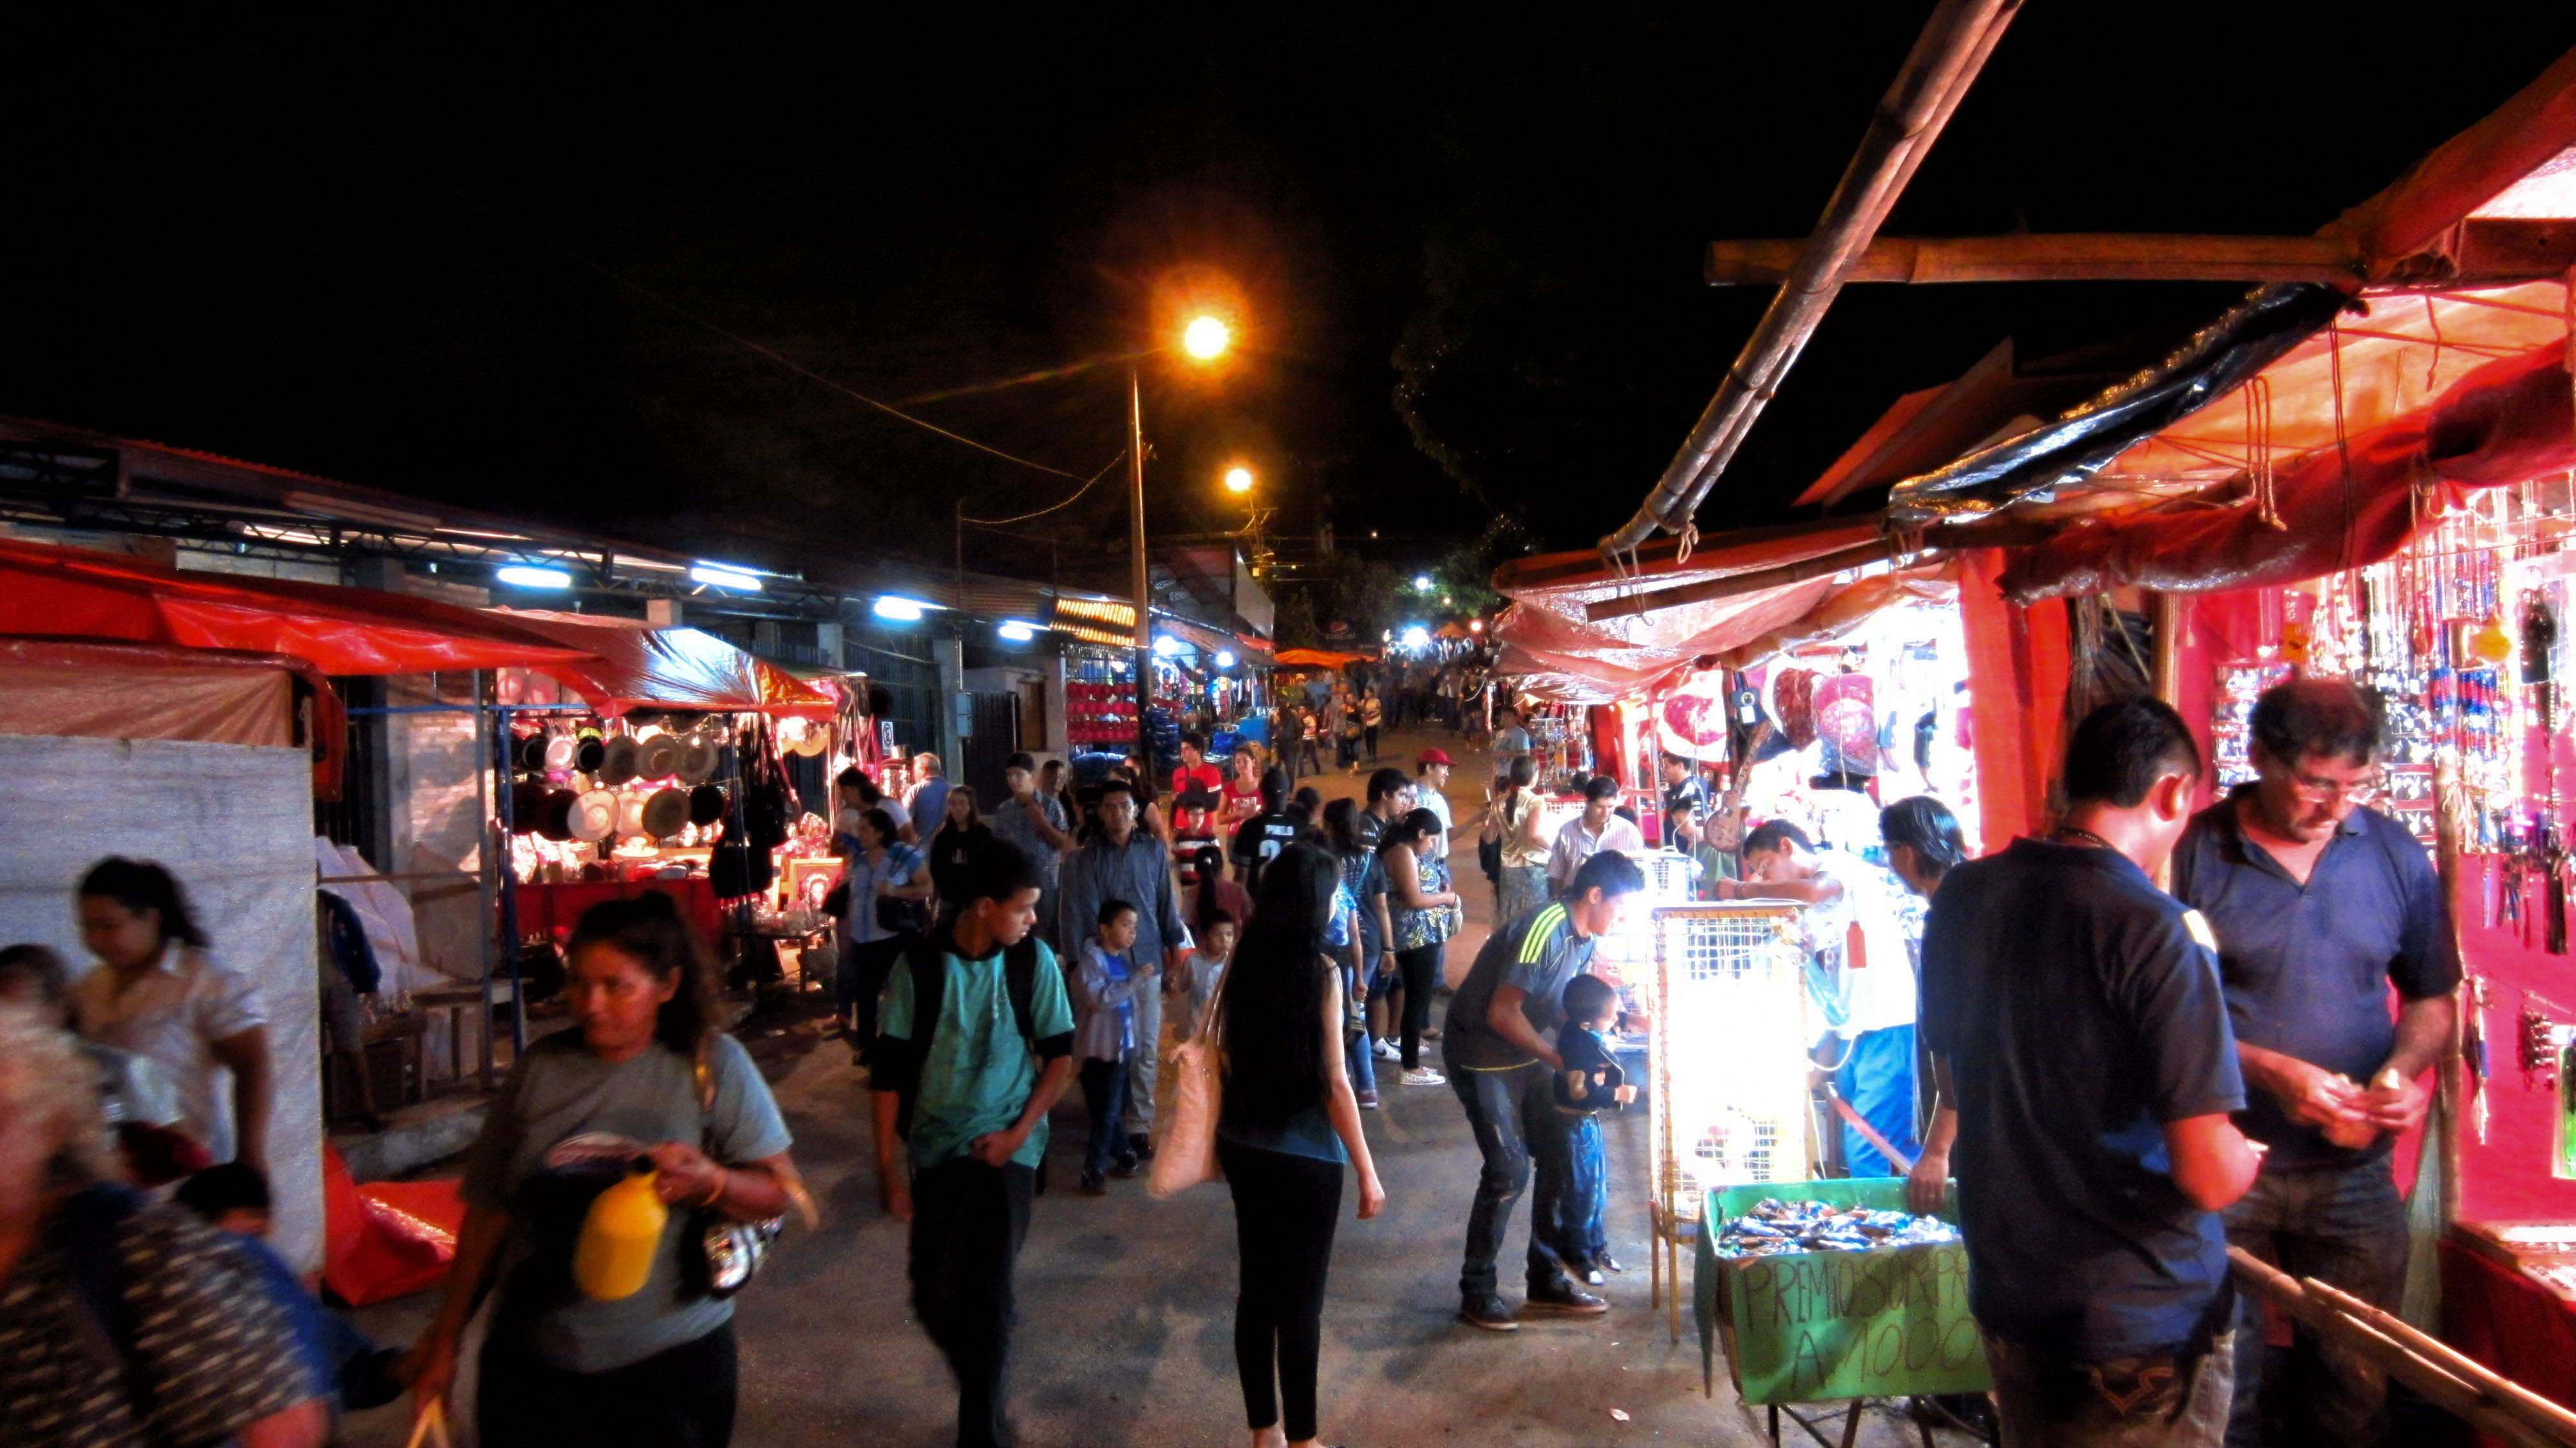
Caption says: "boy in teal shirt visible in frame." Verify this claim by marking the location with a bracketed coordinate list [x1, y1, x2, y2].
[873, 839, 1075, 1448]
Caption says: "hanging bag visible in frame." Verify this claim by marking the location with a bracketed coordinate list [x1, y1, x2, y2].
[685, 1045, 815, 1297]
[1149, 971, 1228, 1197]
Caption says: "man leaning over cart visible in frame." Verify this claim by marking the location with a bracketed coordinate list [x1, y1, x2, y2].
[1923, 696, 2264, 1447]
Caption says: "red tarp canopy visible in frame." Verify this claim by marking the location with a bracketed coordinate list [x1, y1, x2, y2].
[1273, 648, 1371, 667]
[0, 637, 349, 797]
[493, 611, 835, 718]
[0, 537, 592, 674]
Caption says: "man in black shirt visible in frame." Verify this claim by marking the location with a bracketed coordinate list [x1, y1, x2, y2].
[2170, 680, 2456, 1448]
[1658, 754, 1711, 821]
[1923, 696, 2262, 1446]
[1227, 766, 1304, 895]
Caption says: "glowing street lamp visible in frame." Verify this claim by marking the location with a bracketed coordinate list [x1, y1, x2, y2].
[1181, 314, 1231, 361]
[1223, 465, 1254, 495]
[1414, 574, 1434, 593]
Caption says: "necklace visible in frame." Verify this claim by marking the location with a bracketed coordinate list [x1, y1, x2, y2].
[2052, 826, 2116, 851]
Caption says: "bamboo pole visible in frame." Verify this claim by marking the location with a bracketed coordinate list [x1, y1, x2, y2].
[1705, 234, 2356, 286]
[2228, 1248, 2576, 1448]
[1600, 0, 2025, 554]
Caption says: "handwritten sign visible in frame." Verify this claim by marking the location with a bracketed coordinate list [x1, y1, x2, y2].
[1696, 1180, 1993, 1405]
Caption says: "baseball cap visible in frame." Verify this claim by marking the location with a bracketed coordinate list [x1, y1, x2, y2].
[1416, 747, 1454, 766]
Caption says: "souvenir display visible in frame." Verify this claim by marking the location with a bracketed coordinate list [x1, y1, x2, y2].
[1711, 1197, 1962, 1259]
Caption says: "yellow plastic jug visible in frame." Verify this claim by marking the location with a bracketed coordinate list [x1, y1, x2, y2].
[573, 1157, 667, 1300]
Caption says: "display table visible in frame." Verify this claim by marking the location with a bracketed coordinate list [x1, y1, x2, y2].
[2441, 1234, 2576, 1448]
[518, 875, 722, 944]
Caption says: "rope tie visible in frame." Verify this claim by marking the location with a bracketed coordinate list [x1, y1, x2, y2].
[2246, 375, 2284, 531]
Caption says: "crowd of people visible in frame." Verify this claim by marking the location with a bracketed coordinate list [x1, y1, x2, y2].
[0, 668, 2458, 1448]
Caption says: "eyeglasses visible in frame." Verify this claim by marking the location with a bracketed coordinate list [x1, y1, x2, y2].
[2287, 771, 2380, 807]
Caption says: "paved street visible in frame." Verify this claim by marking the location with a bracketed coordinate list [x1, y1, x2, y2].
[346, 725, 1958, 1447]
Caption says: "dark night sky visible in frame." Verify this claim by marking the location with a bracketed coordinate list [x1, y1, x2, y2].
[3, 5, 2569, 583]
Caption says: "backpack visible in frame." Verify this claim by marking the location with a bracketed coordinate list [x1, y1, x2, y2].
[876, 932, 1047, 1143]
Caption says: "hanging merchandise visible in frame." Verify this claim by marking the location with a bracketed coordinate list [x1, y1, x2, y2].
[2560, 1038, 2576, 1181]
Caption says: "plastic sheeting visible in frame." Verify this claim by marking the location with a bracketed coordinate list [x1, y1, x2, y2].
[1273, 647, 1372, 667]
[0, 640, 292, 746]
[491, 611, 835, 717]
[2003, 339, 2575, 602]
[1886, 283, 2348, 526]
[1714, 565, 1956, 671]
[0, 732, 323, 1273]
[0, 537, 594, 675]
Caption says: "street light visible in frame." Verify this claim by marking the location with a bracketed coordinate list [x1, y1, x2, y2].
[1223, 464, 1254, 494]
[1130, 309, 1236, 767]
[1182, 315, 1231, 361]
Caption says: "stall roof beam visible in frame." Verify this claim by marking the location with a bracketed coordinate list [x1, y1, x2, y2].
[1582, 516, 2054, 621]
[1703, 221, 2576, 287]
[1599, 0, 2025, 555]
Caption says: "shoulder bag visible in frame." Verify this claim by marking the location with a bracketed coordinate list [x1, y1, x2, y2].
[687, 1045, 815, 1298]
[1149, 971, 1227, 1198]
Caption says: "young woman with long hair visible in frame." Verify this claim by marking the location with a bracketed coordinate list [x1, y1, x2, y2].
[1374, 808, 1460, 1085]
[1215, 844, 1385, 1448]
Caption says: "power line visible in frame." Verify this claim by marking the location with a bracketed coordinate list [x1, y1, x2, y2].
[960, 450, 1127, 526]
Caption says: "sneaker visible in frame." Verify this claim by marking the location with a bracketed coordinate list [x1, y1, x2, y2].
[1078, 1171, 1108, 1196]
[1128, 1132, 1155, 1161]
[1356, 1090, 1380, 1109]
[1401, 1067, 1446, 1087]
[1110, 1154, 1141, 1179]
[1522, 1285, 1609, 1316]
[1459, 1295, 1520, 1331]
[1596, 1254, 1625, 1274]
[1582, 1266, 1607, 1286]
[1372, 1037, 1401, 1062]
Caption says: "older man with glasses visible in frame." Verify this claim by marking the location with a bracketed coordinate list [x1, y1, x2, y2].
[2170, 678, 2457, 1448]
[1056, 778, 1188, 1162]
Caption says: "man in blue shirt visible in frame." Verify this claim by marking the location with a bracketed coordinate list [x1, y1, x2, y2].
[1056, 779, 1189, 1158]
[2169, 679, 2457, 1448]
[873, 839, 1076, 1448]
[1441, 850, 1645, 1332]
[1922, 696, 2262, 1446]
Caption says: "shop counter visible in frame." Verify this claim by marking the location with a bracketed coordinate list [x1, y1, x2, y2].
[2441, 1230, 2576, 1447]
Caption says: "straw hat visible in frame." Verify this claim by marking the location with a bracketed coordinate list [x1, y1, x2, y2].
[640, 786, 690, 839]
[574, 732, 607, 774]
[543, 733, 578, 772]
[514, 734, 551, 773]
[676, 730, 721, 785]
[637, 732, 682, 781]
[688, 783, 729, 826]
[598, 734, 640, 787]
[571, 789, 618, 843]
[615, 790, 650, 837]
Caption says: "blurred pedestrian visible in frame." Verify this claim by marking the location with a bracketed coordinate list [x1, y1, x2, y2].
[1378, 808, 1459, 1087]
[1483, 756, 1551, 922]
[71, 858, 270, 1172]
[401, 893, 806, 1448]
[1057, 779, 1187, 1157]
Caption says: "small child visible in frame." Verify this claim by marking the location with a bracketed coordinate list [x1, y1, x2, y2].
[1074, 900, 1142, 1194]
[1552, 973, 1636, 1286]
[175, 1163, 406, 1411]
[1171, 910, 1236, 1039]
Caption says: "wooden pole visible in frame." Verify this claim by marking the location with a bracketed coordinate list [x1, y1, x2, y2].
[1584, 541, 1897, 622]
[2228, 1248, 2576, 1448]
[1705, 234, 2356, 286]
[1600, 0, 2025, 554]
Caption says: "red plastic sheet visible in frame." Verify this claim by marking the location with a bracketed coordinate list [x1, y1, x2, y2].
[321, 1142, 463, 1306]
[1958, 549, 2069, 849]
[493, 611, 834, 718]
[0, 538, 594, 674]
[0, 638, 349, 797]
[2003, 342, 2576, 602]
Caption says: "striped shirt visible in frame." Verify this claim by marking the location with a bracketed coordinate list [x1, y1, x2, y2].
[1441, 900, 1598, 1071]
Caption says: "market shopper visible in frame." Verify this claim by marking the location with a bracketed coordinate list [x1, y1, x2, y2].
[1414, 748, 1455, 862]
[927, 785, 996, 921]
[1359, 687, 1384, 765]
[1658, 754, 1711, 820]
[1718, 821, 1919, 1176]
[1543, 776, 1642, 895]
[1922, 696, 2262, 1448]
[990, 754, 1074, 946]
[402, 893, 804, 1448]
[71, 857, 272, 1172]
[1214, 844, 1386, 1448]
[1441, 849, 1645, 1331]
[1228, 766, 1303, 895]
[0, 1001, 331, 1448]
[1056, 779, 1188, 1156]
[1482, 755, 1552, 922]
[2169, 679, 2457, 1448]
[1321, 799, 1385, 1110]
[1378, 807, 1459, 1085]
[908, 753, 952, 837]
[836, 808, 932, 1067]
[1875, 795, 1972, 1217]
[873, 840, 1077, 1448]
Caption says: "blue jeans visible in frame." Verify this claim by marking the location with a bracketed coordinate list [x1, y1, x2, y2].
[1079, 1056, 1130, 1177]
[1343, 962, 1375, 1096]
[2222, 1160, 2410, 1448]
[1540, 1111, 1608, 1268]
[1838, 1024, 1921, 1177]
[1448, 1060, 1575, 1302]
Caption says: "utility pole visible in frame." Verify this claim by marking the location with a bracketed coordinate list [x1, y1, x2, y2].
[1128, 362, 1152, 772]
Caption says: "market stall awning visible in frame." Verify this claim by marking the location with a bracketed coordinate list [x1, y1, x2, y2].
[0, 537, 595, 674]
[1273, 647, 1372, 667]
[489, 611, 835, 718]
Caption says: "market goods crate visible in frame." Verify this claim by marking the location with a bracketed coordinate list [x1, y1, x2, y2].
[1694, 1178, 1991, 1406]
